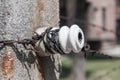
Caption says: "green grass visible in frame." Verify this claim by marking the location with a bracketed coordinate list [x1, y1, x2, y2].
[86, 59, 120, 80]
[61, 57, 120, 80]
[61, 57, 73, 80]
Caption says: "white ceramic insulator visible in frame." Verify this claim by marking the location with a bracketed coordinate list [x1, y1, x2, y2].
[69, 24, 85, 53]
[34, 25, 85, 55]
[35, 27, 59, 56]
[59, 26, 71, 54]
[35, 27, 50, 56]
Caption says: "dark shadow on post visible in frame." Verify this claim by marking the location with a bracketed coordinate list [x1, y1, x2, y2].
[11, 44, 37, 80]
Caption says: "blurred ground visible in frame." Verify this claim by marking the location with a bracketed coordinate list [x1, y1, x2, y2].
[86, 59, 120, 80]
[61, 56, 120, 80]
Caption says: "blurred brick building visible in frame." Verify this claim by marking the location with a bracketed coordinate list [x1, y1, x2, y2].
[87, 0, 116, 41]
[60, 0, 120, 55]
[86, 0, 117, 51]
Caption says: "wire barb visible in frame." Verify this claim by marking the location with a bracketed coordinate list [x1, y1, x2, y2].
[0, 27, 52, 49]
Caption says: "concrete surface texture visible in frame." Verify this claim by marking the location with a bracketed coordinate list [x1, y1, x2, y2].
[0, 0, 60, 80]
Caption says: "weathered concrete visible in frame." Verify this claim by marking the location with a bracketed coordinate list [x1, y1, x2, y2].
[0, 0, 60, 80]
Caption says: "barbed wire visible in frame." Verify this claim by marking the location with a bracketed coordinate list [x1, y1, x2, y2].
[0, 27, 52, 52]
[0, 15, 119, 57]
